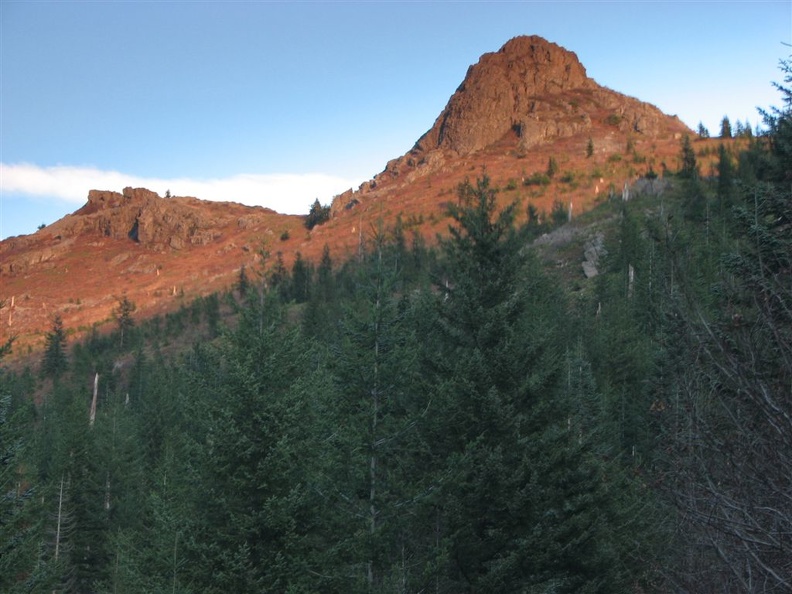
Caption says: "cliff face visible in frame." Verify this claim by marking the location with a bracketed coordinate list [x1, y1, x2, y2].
[416, 36, 595, 155]
[413, 35, 684, 156]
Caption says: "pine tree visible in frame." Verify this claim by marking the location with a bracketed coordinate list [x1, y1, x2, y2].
[36, 382, 112, 591]
[667, 163, 792, 591]
[716, 143, 736, 221]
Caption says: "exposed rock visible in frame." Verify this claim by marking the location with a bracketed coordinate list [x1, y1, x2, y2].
[414, 36, 595, 156]
[49, 187, 232, 250]
[582, 232, 605, 278]
[0, 187, 280, 277]
[335, 35, 690, 211]
[413, 35, 685, 157]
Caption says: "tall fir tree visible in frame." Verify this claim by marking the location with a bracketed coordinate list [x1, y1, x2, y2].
[316, 226, 428, 592]
[415, 176, 648, 592]
[43, 314, 68, 379]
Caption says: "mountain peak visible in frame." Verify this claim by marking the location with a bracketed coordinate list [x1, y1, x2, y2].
[411, 35, 681, 158]
[413, 35, 593, 155]
[1, 36, 696, 359]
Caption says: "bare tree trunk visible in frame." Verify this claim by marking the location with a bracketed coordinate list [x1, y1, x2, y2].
[89, 373, 99, 427]
[54, 474, 64, 562]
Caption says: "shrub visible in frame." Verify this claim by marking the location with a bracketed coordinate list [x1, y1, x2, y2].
[523, 172, 551, 187]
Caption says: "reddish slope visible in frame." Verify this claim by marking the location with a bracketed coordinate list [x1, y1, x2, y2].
[1, 35, 708, 360]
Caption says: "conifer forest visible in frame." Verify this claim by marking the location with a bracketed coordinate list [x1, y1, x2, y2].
[2, 61, 790, 592]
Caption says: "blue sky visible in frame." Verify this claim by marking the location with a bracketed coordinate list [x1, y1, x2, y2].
[2, 1, 789, 240]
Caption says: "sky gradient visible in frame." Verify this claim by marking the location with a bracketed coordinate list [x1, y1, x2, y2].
[2, 1, 790, 239]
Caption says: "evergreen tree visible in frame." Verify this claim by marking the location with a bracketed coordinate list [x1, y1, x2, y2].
[716, 143, 737, 230]
[291, 252, 312, 304]
[316, 227, 427, 591]
[759, 54, 792, 182]
[666, 151, 792, 591]
[416, 176, 646, 591]
[0, 390, 49, 593]
[43, 314, 68, 379]
[113, 296, 136, 350]
[236, 264, 250, 297]
[305, 198, 331, 230]
[302, 244, 340, 340]
[678, 134, 698, 179]
[720, 115, 733, 138]
[677, 135, 708, 223]
[316, 243, 334, 301]
[183, 293, 324, 591]
[268, 251, 290, 302]
[35, 381, 112, 592]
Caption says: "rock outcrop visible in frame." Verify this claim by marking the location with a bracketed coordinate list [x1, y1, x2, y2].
[414, 35, 684, 156]
[49, 187, 229, 250]
[0, 187, 281, 276]
[331, 35, 688, 215]
[416, 36, 595, 155]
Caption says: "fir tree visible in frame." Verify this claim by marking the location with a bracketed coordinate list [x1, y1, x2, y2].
[305, 198, 331, 230]
[43, 314, 68, 379]
[720, 115, 733, 138]
[317, 226, 427, 591]
[416, 176, 646, 591]
[291, 252, 312, 304]
[236, 264, 250, 297]
[678, 134, 698, 179]
[113, 296, 136, 350]
[0, 393, 47, 593]
[184, 294, 324, 591]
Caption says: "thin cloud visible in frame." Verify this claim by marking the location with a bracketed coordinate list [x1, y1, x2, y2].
[0, 163, 362, 215]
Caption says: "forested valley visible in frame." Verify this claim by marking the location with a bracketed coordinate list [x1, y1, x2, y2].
[2, 62, 790, 593]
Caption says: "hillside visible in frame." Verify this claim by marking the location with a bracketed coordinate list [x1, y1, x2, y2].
[2, 36, 789, 594]
[1, 35, 700, 357]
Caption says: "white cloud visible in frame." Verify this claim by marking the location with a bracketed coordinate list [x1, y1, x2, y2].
[0, 163, 362, 215]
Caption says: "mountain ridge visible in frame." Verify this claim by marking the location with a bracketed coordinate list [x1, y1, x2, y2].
[1, 35, 699, 358]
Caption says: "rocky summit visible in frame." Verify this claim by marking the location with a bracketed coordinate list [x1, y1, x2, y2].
[417, 35, 597, 155]
[1, 35, 701, 357]
[350, 34, 688, 200]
